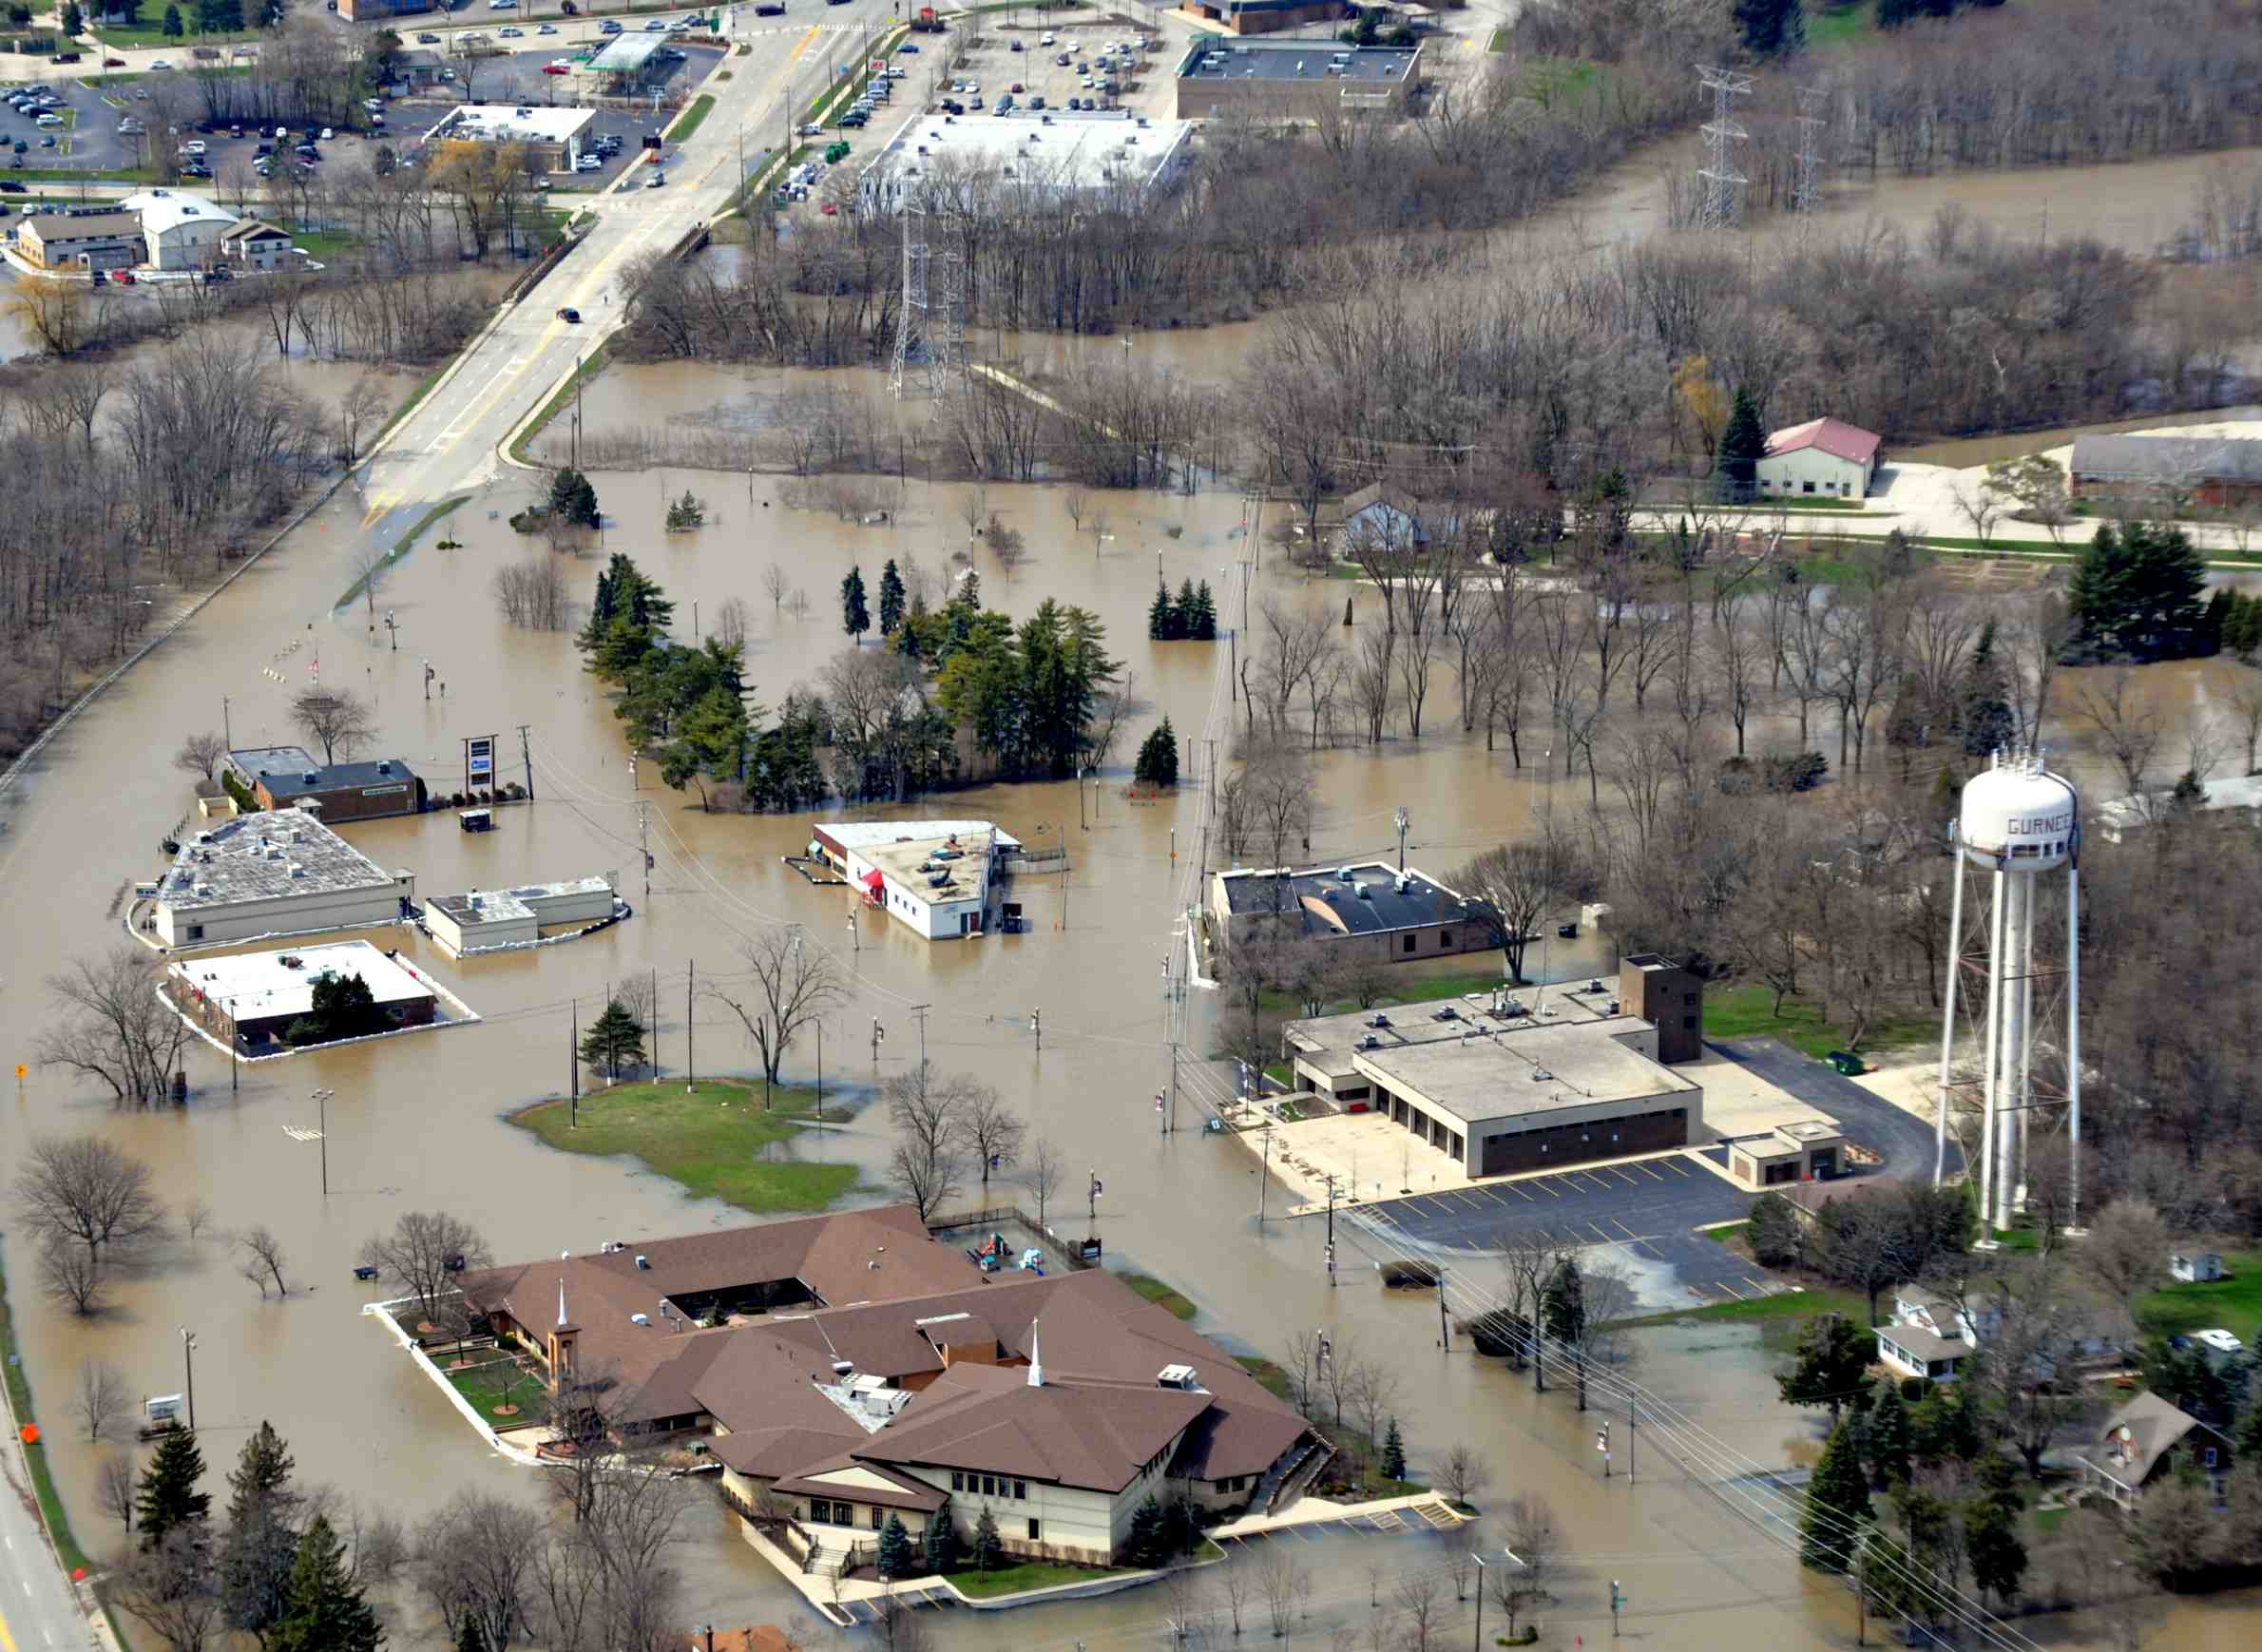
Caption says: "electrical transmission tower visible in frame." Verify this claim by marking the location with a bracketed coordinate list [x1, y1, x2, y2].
[889, 193, 968, 406]
[1695, 65, 1754, 232]
[1792, 84, 1827, 228]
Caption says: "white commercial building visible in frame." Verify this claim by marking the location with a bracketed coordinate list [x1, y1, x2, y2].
[427, 104, 597, 171]
[163, 939, 438, 1051]
[152, 809, 415, 948]
[425, 873, 619, 954]
[856, 110, 1196, 218]
[809, 820, 1019, 940]
[122, 190, 239, 271]
[1754, 416, 1882, 501]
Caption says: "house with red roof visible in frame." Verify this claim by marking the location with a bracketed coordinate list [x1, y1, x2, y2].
[1756, 417, 1883, 502]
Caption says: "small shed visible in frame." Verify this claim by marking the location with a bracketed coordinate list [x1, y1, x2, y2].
[2171, 1250, 2226, 1283]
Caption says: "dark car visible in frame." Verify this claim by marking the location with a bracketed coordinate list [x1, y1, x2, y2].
[255, 142, 273, 156]
[0, 181, 24, 193]
[416, 29, 440, 40]
[556, 306, 581, 322]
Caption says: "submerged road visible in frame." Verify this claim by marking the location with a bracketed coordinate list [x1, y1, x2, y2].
[355, 7, 894, 542]
[0, 1338, 92, 1652]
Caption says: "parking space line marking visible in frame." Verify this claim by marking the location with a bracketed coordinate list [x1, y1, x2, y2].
[1744, 1277, 1773, 1297]
[1503, 1181, 1533, 1201]
[1532, 1178, 1560, 1197]
[1588, 1222, 1615, 1246]
[1634, 1161, 1665, 1180]
[1716, 1278, 1746, 1299]
[1611, 1218, 1642, 1242]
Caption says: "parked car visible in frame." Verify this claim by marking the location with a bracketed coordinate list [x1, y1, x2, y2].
[416, 30, 440, 41]
[103, 55, 125, 67]
[556, 306, 581, 322]
[499, 25, 523, 36]
[599, 18, 622, 31]
[538, 21, 557, 32]
[543, 62, 569, 73]
[645, 169, 664, 186]
[149, 58, 171, 68]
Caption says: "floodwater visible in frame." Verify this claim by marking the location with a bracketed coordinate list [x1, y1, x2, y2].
[8, 153, 2262, 1652]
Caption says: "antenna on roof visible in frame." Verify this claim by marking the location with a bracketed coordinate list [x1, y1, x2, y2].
[1027, 1319, 1045, 1388]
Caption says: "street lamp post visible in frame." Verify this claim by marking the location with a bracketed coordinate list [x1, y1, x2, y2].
[311, 1088, 335, 1195]
[1078, 765, 1089, 831]
[1471, 1555, 1486, 1651]
[1394, 807, 1410, 873]
[180, 1328, 198, 1431]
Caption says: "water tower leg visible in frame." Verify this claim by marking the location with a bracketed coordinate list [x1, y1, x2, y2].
[1977, 868, 2007, 1239]
[2065, 861, 2082, 1232]
[2012, 871, 2035, 1224]
[1932, 853, 1966, 1188]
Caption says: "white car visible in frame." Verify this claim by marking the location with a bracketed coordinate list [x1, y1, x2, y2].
[182, 138, 206, 153]
[34, 112, 63, 126]
[319, 126, 334, 140]
[149, 57, 171, 68]
[499, 25, 522, 35]
[537, 21, 556, 31]
[574, 154, 602, 170]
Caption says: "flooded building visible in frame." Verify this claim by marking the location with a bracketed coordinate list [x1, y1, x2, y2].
[1174, 40, 1425, 119]
[225, 745, 426, 821]
[1210, 860, 1480, 963]
[13, 209, 142, 274]
[426, 873, 620, 955]
[163, 939, 437, 1051]
[855, 111, 1196, 219]
[460, 1208, 1321, 1567]
[811, 821, 1017, 939]
[120, 190, 238, 272]
[2070, 433, 2262, 509]
[151, 810, 415, 947]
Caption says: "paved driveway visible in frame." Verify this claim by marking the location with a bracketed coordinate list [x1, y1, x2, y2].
[1706, 1036, 1959, 1179]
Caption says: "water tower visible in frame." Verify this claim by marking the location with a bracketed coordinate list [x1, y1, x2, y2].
[1934, 749, 2081, 1234]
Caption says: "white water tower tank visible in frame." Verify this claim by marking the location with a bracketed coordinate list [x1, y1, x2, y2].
[1959, 751, 2078, 871]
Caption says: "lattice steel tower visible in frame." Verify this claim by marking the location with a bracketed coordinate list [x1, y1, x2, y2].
[1695, 66, 1754, 231]
[1792, 84, 1827, 227]
[889, 194, 968, 404]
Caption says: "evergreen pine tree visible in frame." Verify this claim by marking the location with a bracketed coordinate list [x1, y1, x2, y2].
[1961, 619, 2016, 756]
[455, 1617, 489, 1652]
[1380, 1417, 1408, 1481]
[2069, 521, 2208, 660]
[1735, 0, 1804, 54]
[136, 1427, 211, 1549]
[1125, 1495, 1167, 1567]
[578, 997, 645, 1080]
[163, 3, 183, 37]
[878, 560, 907, 636]
[1716, 388, 1766, 502]
[1800, 1420, 1872, 1573]
[1965, 1486, 2027, 1605]
[841, 566, 871, 644]
[923, 1508, 962, 1575]
[1171, 579, 1198, 641]
[547, 467, 600, 528]
[271, 1515, 383, 1652]
[876, 1512, 914, 1579]
[971, 1507, 1004, 1571]
[1134, 719, 1179, 788]
[220, 1422, 302, 1643]
[1191, 581, 1218, 641]
[1865, 1384, 1913, 1488]
[1147, 580, 1178, 642]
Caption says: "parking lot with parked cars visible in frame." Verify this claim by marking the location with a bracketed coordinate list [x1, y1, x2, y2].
[1, 77, 134, 174]
[904, 17, 1172, 124]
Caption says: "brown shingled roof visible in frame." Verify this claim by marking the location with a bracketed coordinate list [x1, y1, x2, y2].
[853, 1362, 1211, 1493]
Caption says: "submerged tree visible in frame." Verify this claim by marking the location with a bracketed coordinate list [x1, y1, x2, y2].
[578, 997, 646, 1081]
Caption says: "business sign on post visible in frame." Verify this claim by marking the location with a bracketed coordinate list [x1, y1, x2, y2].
[464, 734, 497, 796]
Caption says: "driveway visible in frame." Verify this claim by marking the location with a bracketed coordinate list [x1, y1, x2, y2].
[1704, 1036, 1958, 1180]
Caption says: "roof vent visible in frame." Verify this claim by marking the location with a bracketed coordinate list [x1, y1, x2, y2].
[832, 1358, 854, 1376]
[377, 761, 392, 776]
[1157, 1363, 1198, 1390]
[1532, 1067, 1554, 1083]
[634, 1255, 649, 1269]
[1355, 884, 1371, 899]
[287, 863, 305, 878]
[630, 1313, 650, 1326]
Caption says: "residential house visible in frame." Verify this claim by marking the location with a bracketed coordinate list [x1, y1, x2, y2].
[2075, 1391, 2234, 1507]
[221, 220, 296, 272]
[2172, 1251, 2227, 1283]
[1755, 417, 1882, 501]
[1875, 1285, 1993, 1383]
[1209, 861, 1479, 961]
[460, 1208, 1326, 1570]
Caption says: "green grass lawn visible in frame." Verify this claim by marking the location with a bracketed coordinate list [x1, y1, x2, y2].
[2136, 1252, 2262, 1345]
[1702, 981, 1936, 1062]
[949, 1559, 1127, 1598]
[0, 1240, 93, 1574]
[1614, 1284, 1868, 1331]
[1522, 55, 1603, 107]
[509, 1078, 859, 1215]
[1804, 0, 1877, 47]
[666, 93, 714, 143]
[1118, 1272, 1198, 1321]
[92, 18, 261, 47]
[442, 1354, 544, 1427]
[1236, 1354, 1294, 1402]
[288, 227, 358, 262]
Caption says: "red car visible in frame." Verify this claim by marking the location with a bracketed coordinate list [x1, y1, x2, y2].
[820, 202, 837, 215]
[112, 269, 136, 284]
[103, 55, 125, 67]
[542, 62, 569, 74]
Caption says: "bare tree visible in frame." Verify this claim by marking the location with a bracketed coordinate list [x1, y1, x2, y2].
[289, 686, 377, 764]
[1950, 479, 2004, 548]
[236, 1225, 290, 1299]
[704, 927, 850, 1104]
[763, 561, 789, 612]
[1434, 1443, 1492, 1509]
[713, 595, 751, 651]
[99, 1451, 139, 1535]
[491, 559, 568, 631]
[1215, 1545, 1252, 1636]
[1393, 1570, 1441, 1652]
[1258, 1546, 1303, 1640]
[173, 732, 230, 783]
[75, 1358, 128, 1441]
[1495, 1493, 1560, 1634]
[335, 375, 390, 466]
[182, 1199, 215, 1242]
[358, 1210, 491, 1325]
[114, 1531, 224, 1652]
[2075, 669, 2166, 799]
[1025, 1138, 1064, 1231]
[413, 1490, 544, 1652]
[37, 947, 196, 1108]
[1454, 833, 1577, 985]
[2078, 1198, 2170, 1312]
[958, 1086, 1026, 1198]
[15, 1133, 164, 1267]
[884, 1062, 975, 1221]
[40, 1236, 109, 1316]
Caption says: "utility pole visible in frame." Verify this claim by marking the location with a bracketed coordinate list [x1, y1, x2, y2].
[518, 724, 534, 800]
[1610, 1580, 1625, 1639]
[1394, 806, 1410, 873]
[1325, 1175, 1336, 1286]
[312, 1088, 334, 1197]
[686, 961, 695, 1092]
[1629, 1393, 1638, 1483]
[639, 801, 650, 897]
[179, 1328, 197, 1431]
[1030, 1008, 1042, 1054]
[569, 999, 579, 1125]
[1471, 1556, 1486, 1651]
[816, 1019, 824, 1124]
[1439, 1267, 1450, 1351]
[1256, 1124, 1273, 1224]
[871, 1015, 885, 1063]
[222, 695, 231, 748]
[1087, 1168, 1102, 1227]
[911, 1003, 929, 1067]
[650, 966, 660, 1079]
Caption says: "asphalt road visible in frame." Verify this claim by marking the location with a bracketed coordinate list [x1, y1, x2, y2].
[0, 1316, 94, 1652]
[1706, 1035, 1959, 1180]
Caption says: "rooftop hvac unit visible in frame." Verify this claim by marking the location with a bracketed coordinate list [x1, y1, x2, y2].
[1355, 884, 1371, 899]
[634, 1255, 649, 1269]
[1532, 1068, 1554, 1082]
[287, 863, 304, 878]
[833, 1358, 853, 1375]
[629, 1313, 650, 1326]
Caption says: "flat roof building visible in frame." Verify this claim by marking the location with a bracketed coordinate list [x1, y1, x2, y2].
[225, 745, 426, 823]
[428, 104, 597, 172]
[856, 110, 1196, 218]
[152, 809, 415, 948]
[1174, 39, 1424, 118]
[811, 821, 1020, 940]
[2070, 433, 2262, 509]
[1177, 0, 1351, 37]
[163, 939, 437, 1052]
[1281, 970, 1703, 1177]
[427, 874, 619, 955]
[1209, 860, 1481, 964]
[15, 210, 142, 273]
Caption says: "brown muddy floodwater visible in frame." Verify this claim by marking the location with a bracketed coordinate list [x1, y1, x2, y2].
[11, 163, 2262, 1650]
